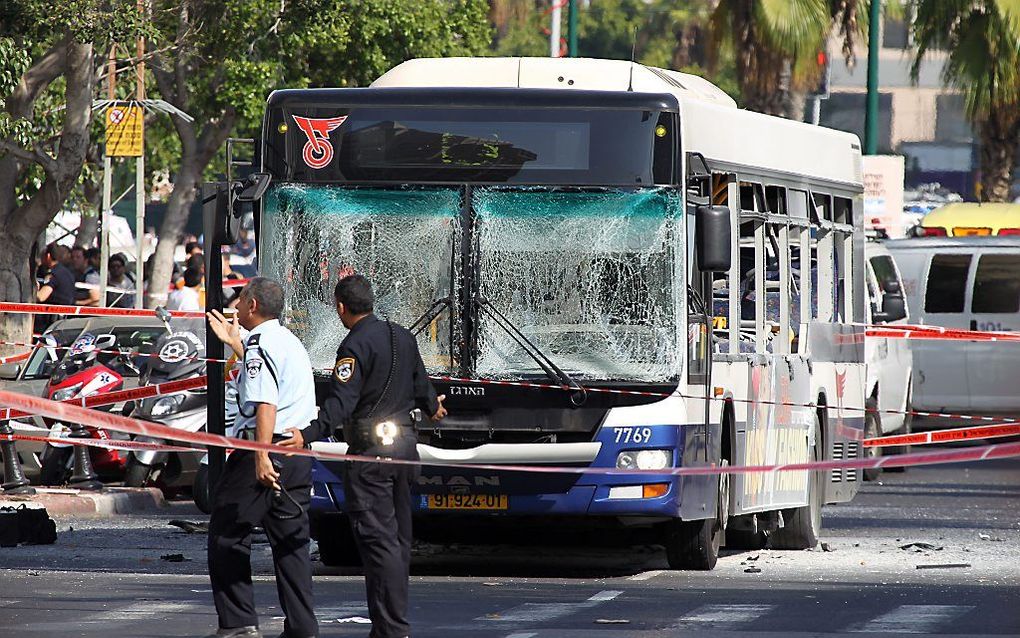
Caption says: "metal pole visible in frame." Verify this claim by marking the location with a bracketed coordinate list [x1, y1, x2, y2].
[134, 0, 145, 308]
[864, 0, 881, 154]
[567, 0, 578, 57]
[203, 184, 226, 494]
[550, 1, 561, 58]
[812, 97, 822, 125]
[100, 45, 116, 308]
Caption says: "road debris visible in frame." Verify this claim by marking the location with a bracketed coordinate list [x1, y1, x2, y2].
[160, 553, 188, 562]
[899, 542, 943, 552]
[978, 533, 1003, 541]
[744, 567, 762, 573]
[168, 520, 208, 534]
[595, 619, 630, 624]
[821, 542, 836, 552]
[916, 563, 971, 570]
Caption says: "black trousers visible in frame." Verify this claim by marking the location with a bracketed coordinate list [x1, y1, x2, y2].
[208, 450, 318, 637]
[344, 432, 419, 638]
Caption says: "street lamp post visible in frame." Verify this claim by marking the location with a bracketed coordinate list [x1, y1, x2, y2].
[864, 0, 881, 154]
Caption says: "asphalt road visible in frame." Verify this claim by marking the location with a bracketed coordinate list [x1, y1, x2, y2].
[0, 457, 1017, 637]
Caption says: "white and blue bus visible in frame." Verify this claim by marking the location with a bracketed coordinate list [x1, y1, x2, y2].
[254, 57, 865, 570]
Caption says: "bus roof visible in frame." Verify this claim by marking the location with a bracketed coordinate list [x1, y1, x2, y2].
[370, 57, 862, 190]
[371, 56, 737, 108]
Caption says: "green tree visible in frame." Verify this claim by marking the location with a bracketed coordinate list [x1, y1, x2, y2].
[143, 0, 492, 307]
[0, 1, 142, 346]
[910, 0, 1020, 202]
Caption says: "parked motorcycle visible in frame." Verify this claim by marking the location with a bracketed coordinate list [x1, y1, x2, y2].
[38, 332, 138, 485]
[123, 311, 208, 489]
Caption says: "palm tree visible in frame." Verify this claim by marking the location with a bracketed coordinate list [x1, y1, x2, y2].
[910, 1, 1020, 202]
[710, 0, 831, 116]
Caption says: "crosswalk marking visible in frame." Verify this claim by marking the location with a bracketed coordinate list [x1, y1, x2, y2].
[850, 604, 972, 634]
[479, 590, 622, 623]
[673, 604, 775, 627]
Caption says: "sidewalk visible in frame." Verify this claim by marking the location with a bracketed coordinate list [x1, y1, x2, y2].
[0, 486, 166, 516]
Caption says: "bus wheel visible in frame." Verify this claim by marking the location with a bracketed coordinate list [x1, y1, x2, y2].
[665, 461, 727, 570]
[316, 515, 362, 568]
[863, 399, 882, 482]
[771, 412, 823, 550]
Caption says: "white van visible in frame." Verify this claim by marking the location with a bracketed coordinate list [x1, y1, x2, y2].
[864, 240, 913, 477]
[885, 237, 1020, 418]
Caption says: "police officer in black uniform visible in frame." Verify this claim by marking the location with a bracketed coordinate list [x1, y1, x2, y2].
[281, 274, 446, 638]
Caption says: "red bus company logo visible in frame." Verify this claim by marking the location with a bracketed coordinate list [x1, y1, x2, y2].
[292, 115, 348, 169]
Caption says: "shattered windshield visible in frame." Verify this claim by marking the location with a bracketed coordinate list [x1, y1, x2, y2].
[260, 185, 461, 373]
[473, 188, 682, 381]
[260, 184, 682, 382]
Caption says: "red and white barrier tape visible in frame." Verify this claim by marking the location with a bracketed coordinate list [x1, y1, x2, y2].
[5, 433, 198, 454]
[0, 350, 30, 365]
[863, 422, 1020, 448]
[0, 375, 210, 422]
[0, 301, 206, 320]
[2, 388, 1018, 477]
[0, 338, 233, 365]
[429, 375, 1020, 427]
[9, 418, 1017, 459]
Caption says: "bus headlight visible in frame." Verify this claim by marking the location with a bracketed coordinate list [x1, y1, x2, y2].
[616, 449, 671, 470]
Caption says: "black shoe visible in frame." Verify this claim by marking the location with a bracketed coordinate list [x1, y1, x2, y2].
[203, 627, 261, 638]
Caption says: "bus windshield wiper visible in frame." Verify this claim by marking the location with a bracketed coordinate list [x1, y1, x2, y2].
[474, 296, 587, 406]
[409, 296, 451, 336]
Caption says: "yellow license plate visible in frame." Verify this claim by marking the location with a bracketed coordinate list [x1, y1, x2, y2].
[426, 494, 508, 510]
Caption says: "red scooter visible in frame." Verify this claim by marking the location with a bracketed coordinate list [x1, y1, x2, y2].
[38, 333, 138, 486]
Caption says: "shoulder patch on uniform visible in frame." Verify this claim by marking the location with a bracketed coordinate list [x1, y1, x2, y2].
[246, 357, 264, 379]
[246, 333, 261, 346]
[334, 357, 355, 383]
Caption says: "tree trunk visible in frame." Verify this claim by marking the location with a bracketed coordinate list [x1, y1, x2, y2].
[0, 244, 34, 356]
[144, 161, 200, 308]
[0, 38, 95, 346]
[977, 109, 1020, 202]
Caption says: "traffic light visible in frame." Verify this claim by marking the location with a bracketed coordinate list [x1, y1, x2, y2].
[811, 50, 831, 98]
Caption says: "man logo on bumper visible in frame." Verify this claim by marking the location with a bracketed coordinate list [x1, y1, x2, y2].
[335, 357, 355, 383]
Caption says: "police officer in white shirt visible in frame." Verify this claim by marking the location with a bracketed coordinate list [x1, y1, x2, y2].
[204, 277, 318, 638]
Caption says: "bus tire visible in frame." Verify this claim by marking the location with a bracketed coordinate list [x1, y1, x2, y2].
[863, 399, 882, 482]
[193, 464, 212, 514]
[665, 460, 727, 570]
[771, 412, 823, 550]
[316, 515, 362, 567]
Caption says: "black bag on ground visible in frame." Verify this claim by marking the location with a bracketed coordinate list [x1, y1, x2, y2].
[0, 505, 57, 546]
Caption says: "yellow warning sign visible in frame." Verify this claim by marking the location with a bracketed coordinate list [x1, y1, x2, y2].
[105, 104, 143, 157]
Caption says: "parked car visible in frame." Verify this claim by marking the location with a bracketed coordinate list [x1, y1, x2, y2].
[0, 316, 166, 482]
[863, 240, 913, 478]
[915, 202, 1020, 237]
[886, 237, 1020, 422]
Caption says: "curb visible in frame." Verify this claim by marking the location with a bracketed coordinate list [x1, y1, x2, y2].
[0, 486, 167, 516]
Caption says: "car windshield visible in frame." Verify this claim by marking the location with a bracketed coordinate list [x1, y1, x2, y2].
[260, 184, 682, 382]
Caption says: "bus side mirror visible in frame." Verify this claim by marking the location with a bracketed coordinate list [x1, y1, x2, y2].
[234, 173, 271, 203]
[696, 205, 732, 272]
